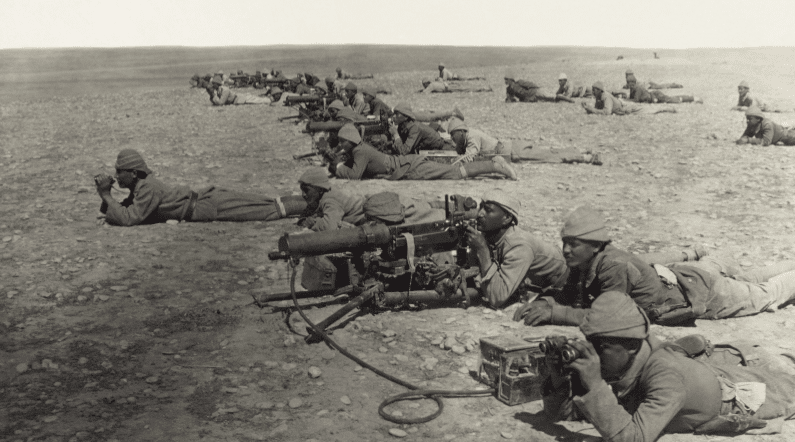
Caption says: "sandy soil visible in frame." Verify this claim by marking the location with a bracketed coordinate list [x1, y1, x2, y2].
[3, 48, 795, 442]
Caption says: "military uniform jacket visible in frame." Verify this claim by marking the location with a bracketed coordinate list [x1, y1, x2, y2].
[593, 93, 638, 115]
[543, 337, 724, 441]
[394, 120, 447, 155]
[101, 177, 194, 226]
[741, 118, 793, 146]
[737, 93, 766, 109]
[335, 143, 400, 180]
[629, 84, 653, 103]
[310, 188, 365, 232]
[463, 129, 501, 156]
[481, 226, 569, 308]
[556, 81, 573, 98]
[212, 86, 237, 105]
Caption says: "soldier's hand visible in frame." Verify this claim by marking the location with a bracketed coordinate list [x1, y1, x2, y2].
[514, 299, 552, 326]
[94, 174, 114, 193]
[464, 225, 488, 254]
[565, 340, 603, 392]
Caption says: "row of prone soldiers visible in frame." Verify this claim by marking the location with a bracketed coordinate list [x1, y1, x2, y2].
[190, 66, 372, 90]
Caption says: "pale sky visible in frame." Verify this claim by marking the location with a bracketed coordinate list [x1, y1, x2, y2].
[2, 0, 795, 49]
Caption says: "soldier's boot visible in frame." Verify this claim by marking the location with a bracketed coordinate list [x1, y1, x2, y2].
[562, 152, 602, 166]
[683, 245, 709, 262]
[459, 156, 517, 180]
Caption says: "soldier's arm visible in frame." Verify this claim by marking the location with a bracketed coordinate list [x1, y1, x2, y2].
[103, 182, 161, 227]
[391, 124, 420, 156]
[480, 241, 534, 308]
[334, 149, 367, 180]
[573, 359, 687, 442]
[755, 120, 774, 146]
[311, 196, 346, 232]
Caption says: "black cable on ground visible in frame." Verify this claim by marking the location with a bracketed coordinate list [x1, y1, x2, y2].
[285, 260, 495, 424]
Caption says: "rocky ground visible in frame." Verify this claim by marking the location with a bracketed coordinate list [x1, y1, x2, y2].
[3, 50, 795, 442]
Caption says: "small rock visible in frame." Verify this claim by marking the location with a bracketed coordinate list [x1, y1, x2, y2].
[288, 398, 303, 408]
[501, 431, 514, 439]
[77, 295, 87, 302]
[145, 376, 159, 384]
[7, 290, 17, 298]
[43, 415, 58, 423]
[220, 339, 229, 347]
[444, 317, 457, 324]
[307, 366, 322, 378]
[378, 346, 388, 353]
[98, 295, 110, 301]
[340, 395, 352, 405]
[78, 357, 88, 365]
[353, 365, 362, 372]
[284, 336, 297, 347]
[451, 345, 466, 355]
[281, 363, 297, 371]
[382, 330, 397, 337]
[256, 401, 274, 409]
[110, 286, 128, 292]
[119, 340, 129, 350]
[394, 355, 409, 362]
[16, 363, 28, 373]
[388, 428, 408, 438]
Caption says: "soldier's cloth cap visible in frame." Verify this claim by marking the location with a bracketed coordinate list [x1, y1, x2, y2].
[561, 205, 609, 242]
[438, 62, 445, 68]
[211, 75, 223, 85]
[481, 189, 520, 222]
[626, 74, 637, 83]
[745, 108, 765, 119]
[363, 192, 404, 223]
[392, 103, 416, 120]
[739, 80, 750, 88]
[314, 82, 328, 92]
[625, 69, 634, 75]
[362, 86, 377, 97]
[298, 168, 331, 190]
[558, 73, 568, 80]
[325, 77, 335, 84]
[580, 291, 650, 339]
[344, 82, 357, 91]
[447, 117, 468, 133]
[270, 87, 283, 94]
[592, 81, 605, 91]
[115, 149, 152, 175]
[504, 70, 516, 80]
[338, 123, 362, 144]
[328, 100, 346, 111]
[422, 78, 431, 84]
[336, 108, 358, 122]
[336, 67, 342, 72]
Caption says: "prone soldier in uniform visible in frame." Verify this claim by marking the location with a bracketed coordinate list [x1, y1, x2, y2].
[504, 71, 557, 103]
[736, 108, 795, 146]
[331, 123, 517, 181]
[297, 168, 364, 232]
[420, 78, 493, 94]
[94, 149, 306, 226]
[541, 291, 795, 440]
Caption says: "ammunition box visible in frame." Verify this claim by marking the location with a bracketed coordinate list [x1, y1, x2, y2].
[479, 335, 547, 406]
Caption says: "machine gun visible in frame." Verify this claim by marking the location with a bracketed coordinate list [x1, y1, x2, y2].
[230, 74, 255, 88]
[293, 119, 391, 160]
[279, 95, 336, 122]
[264, 195, 480, 343]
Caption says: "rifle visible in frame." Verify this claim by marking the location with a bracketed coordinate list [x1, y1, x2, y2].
[304, 119, 388, 137]
[264, 195, 480, 343]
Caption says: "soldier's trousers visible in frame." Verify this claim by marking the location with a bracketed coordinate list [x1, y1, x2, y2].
[193, 188, 306, 221]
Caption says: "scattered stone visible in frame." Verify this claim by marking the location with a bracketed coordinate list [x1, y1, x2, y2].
[382, 330, 397, 337]
[78, 357, 88, 365]
[288, 398, 303, 408]
[444, 317, 457, 324]
[7, 290, 17, 298]
[451, 345, 466, 355]
[388, 428, 408, 438]
[145, 376, 159, 384]
[340, 395, 352, 405]
[307, 366, 322, 378]
[119, 340, 129, 350]
[394, 355, 409, 362]
[16, 363, 28, 374]
[43, 415, 58, 423]
[378, 346, 388, 353]
[110, 286, 128, 292]
[220, 339, 229, 347]
[501, 431, 514, 439]
[284, 336, 296, 347]
[353, 365, 363, 372]
[98, 295, 110, 301]
[256, 401, 274, 409]
[430, 337, 443, 345]
[77, 295, 87, 302]
[281, 363, 297, 371]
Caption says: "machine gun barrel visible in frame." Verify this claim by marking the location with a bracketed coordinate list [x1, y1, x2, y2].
[304, 120, 387, 136]
[285, 95, 332, 105]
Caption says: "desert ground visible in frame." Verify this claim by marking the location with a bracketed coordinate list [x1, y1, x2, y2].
[3, 46, 795, 442]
